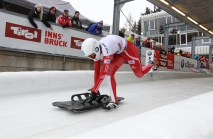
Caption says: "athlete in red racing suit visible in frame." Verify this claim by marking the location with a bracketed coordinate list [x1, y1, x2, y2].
[81, 35, 156, 110]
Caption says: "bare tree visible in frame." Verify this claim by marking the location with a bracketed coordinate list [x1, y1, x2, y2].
[122, 22, 128, 31]
[122, 13, 134, 31]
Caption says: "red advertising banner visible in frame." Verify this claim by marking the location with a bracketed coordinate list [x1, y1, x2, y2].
[70, 37, 85, 49]
[206, 61, 209, 69]
[154, 50, 160, 68]
[5, 22, 42, 42]
[160, 51, 167, 67]
[167, 54, 174, 69]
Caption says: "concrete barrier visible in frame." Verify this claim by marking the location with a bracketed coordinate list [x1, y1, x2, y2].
[0, 71, 212, 97]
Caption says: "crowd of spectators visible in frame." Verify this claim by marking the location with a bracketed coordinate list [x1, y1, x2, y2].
[25, 3, 104, 35]
[119, 31, 210, 63]
[120, 32, 196, 59]
[194, 55, 209, 63]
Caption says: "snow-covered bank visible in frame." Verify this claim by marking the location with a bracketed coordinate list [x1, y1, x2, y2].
[0, 71, 213, 139]
[0, 71, 212, 97]
[72, 91, 213, 139]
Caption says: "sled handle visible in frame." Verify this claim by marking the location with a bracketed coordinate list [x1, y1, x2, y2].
[71, 93, 90, 102]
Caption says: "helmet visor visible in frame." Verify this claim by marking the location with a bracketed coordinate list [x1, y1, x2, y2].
[88, 53, 96, 59]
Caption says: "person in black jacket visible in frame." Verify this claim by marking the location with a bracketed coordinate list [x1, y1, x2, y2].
[72, 11, 82, 29]
[119, 28, 125, 38]
[42, 6, 57, 30]
[0, 0, 5, 9]
[28, 4, 43, 29]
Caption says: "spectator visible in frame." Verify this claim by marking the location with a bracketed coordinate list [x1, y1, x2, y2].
[0, 0, 5, 9]
[187, 52, 191, 58]
[88, 21, 103, 35]
[196, 55, 202, 68]
[143, 37, 151, 48]
[72, 11, 82, 29]
[127, 34, 134, 44]
[134, 35, 142, 57]
[194, 54, 199, 60]
[206, 58, 209, 69]
[119, 28, 125, 38]
[177, 52, 181, 56]
[178, 50, 184, 56]
[154, 45, 162, 51]
[57, 9, 72, 28]
[198, 55, 202, 61]
[160, 46, 167, 55]
[151, 40, 158, 49]
[28, 4, 43, 29]
[168, 46, 175, 54]
[200, 56, 206, 62]
[42, 6, 56, 30]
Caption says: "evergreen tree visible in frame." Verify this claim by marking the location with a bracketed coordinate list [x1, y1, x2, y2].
[144, 7, 152, 15]
[131, 21, 137, 33]
[136, 18, 141, 35]
[154, 7, 162, 13]
[142, 6, 161, 15]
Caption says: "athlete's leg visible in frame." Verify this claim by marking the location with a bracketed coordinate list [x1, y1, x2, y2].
[120, 41, 153, 78]
[106, 54, 125, 103]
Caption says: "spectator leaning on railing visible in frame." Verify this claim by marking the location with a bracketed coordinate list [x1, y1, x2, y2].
[88, 21, 103, 35]
[72, 11, 82, 29]
[57, 9, 72, 28]
[42, 6, 56, 30]
[0, 0, 5, 10]
[28, 4, 44, 29]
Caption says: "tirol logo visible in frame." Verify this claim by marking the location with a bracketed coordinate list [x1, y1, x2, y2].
[5, 22, 41, 42]
[181, 59, 184, 68]
[71, 37, 85, 49]
[148, 51, 152, 56]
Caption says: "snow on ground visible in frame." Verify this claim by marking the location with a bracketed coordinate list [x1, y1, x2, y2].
[0, 71, 213, 139]
[71, 91, 213, 139]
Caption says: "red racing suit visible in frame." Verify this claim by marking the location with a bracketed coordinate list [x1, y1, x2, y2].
[91, 35, 153, 103]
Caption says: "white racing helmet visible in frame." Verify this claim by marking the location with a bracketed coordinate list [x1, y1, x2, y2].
[81, 38, 101, 60]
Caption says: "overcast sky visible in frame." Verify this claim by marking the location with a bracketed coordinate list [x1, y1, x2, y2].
[63, 0, 154, 28]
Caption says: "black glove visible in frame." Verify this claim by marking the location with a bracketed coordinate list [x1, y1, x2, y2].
[62, 23, 69, 28]
[82, 91, 99, 104]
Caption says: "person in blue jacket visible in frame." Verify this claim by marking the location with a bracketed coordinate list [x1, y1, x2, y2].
[194, 54, 199, 60]
[134, 35, 142, 58]
[88, 21, 103, 35]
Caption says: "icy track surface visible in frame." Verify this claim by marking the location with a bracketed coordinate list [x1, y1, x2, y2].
[0, 71, 213, 139]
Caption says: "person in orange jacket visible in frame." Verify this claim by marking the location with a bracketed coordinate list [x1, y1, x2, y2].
[200, 56, 206, 62]
[143, 37, 151, 48]
[57, 9, 72, 28]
